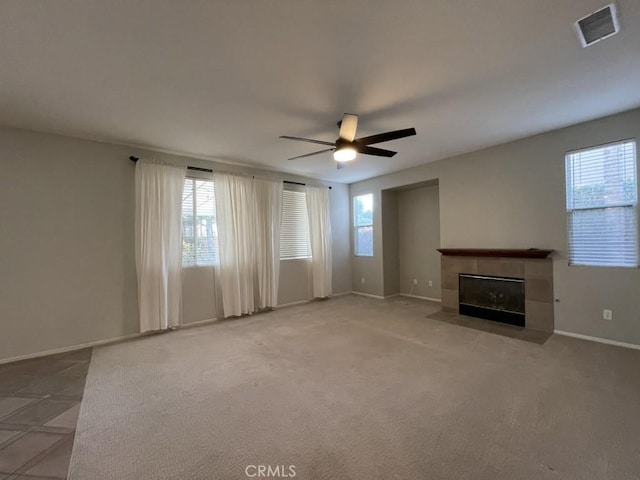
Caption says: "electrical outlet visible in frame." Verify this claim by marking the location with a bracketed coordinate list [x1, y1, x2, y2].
[428, 280, 433, 287]
[413, 279, 418, 285]
[603, 309, 612, 320]
[361, 277, 365, 284]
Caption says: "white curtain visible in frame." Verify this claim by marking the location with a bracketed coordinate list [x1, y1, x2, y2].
[214, 173, 256, 317]
[135, 160, 186, 332]
[253, 178, 283, 309]
[306, 185, 332, 298]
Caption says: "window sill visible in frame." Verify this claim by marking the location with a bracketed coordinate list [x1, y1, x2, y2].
[568, 263, 639, 268]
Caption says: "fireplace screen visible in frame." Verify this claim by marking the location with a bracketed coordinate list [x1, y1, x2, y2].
[459, 274, 525, 326]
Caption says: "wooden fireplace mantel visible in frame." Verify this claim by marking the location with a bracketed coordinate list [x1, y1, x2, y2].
[436, 248, 553, 259]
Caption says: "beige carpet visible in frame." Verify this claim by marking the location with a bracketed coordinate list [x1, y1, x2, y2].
[69, 295, 640, 480]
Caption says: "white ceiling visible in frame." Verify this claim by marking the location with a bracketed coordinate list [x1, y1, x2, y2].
[1, 1, 639, 183]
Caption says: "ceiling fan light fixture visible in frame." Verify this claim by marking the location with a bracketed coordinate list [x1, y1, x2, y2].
[333, 147, 357, 162]
[281, 113, 416, 162]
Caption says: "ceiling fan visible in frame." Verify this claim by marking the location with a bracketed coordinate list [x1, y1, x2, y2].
[280, 113, 416, 166]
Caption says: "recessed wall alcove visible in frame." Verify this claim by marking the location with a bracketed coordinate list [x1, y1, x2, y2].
[380, 180, 441, 299]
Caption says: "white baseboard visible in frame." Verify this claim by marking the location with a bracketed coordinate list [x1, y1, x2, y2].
[554, 330, 640, 351]
[180, 317, 219, 329]
[0, 332, 143, 365]
[0, 291, 446, 364]
[277, 298, 313, 308]
[332, 291, 352, 298]
[351, 291, 442, 302]
[350, 291, 386, 300]
[0, 317, 227, 365]
[277, 291, 352, 309]
[399, 294, 442, 303]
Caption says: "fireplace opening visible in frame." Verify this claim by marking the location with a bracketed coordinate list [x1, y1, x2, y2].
[459, 274, 525, 327]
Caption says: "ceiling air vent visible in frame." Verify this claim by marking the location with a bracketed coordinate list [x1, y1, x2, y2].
[575, 4, 620, 47]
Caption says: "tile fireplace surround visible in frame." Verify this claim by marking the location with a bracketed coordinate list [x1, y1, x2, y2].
[438, 249, 554, 333]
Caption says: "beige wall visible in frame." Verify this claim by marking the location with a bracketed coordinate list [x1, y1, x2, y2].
[397, 184, 441, 299]
[328, 182, 352, 297]
[350, 107, 640, 345]
[0, 129, 139, 361]
[381, 190, 400, 297]
[181, 267, 217, 324]
[0, 126, 351, 361]
[351, 192, 384, 296]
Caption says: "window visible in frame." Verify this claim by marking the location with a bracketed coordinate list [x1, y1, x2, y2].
[182, 178, 218, 266]
[353, 193, 374, 256]
[280, 189, 311, 259]
[565, 139, 638, 267]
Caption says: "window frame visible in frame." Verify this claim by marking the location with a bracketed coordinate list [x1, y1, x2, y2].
[565, 138, 638, 268]
[279, 187, 311, 261]
[353, 193, 374, 257]
[182, 175, 218, 267]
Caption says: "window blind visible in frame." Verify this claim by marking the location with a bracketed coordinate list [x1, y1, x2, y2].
[280, 189, 311, 259]
[565, 139, 638, 267]
[182, 178, 218, 266]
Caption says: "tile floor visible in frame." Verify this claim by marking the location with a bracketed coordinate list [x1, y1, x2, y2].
[0, 349, 91, 480]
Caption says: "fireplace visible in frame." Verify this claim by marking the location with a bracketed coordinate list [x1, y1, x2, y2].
[459, 274, 525, 327]
[438, 248, 555, 333]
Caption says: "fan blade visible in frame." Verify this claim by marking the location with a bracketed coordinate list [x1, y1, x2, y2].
[357, 145, 397, 157]
[338, 113, 359, 142]
[280, 136, 335, 147]
[356, 128, 416, 146]
[288, 148, 334, 161]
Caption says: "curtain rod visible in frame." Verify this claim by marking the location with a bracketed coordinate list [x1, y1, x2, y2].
[129, 156, 330, 189]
